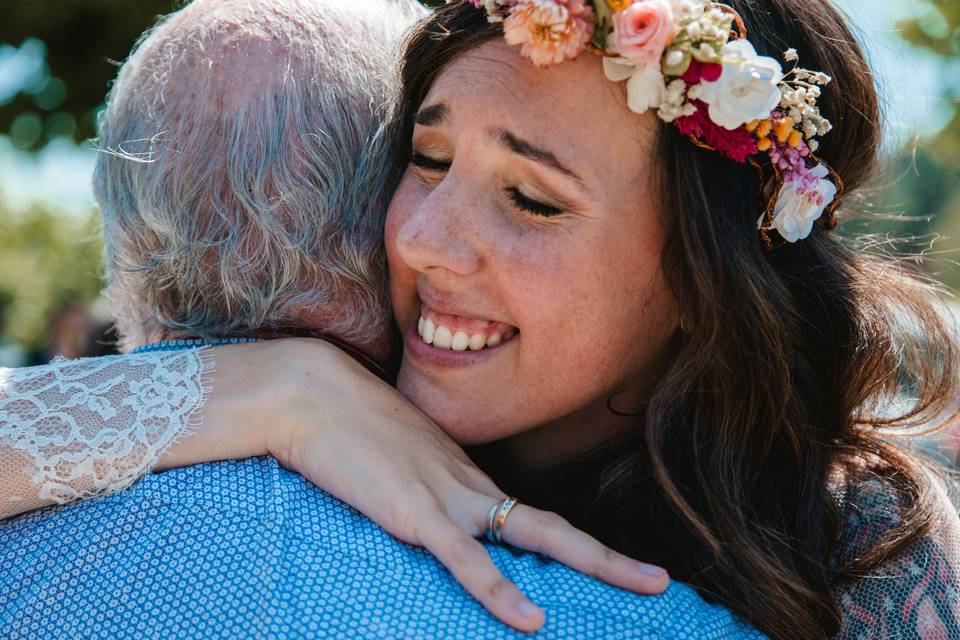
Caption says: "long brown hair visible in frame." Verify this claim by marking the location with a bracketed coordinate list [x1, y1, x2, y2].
[394, 3, 959, 637]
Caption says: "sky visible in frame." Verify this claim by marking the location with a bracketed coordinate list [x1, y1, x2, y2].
[0, 0, 953, 217]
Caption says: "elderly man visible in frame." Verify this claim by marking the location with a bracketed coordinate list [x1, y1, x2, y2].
[0, 0, 762, 637]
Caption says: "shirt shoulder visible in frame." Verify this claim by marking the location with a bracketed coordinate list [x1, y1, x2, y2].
[0, 457, 764, 639]
[832, 469, 960, 639]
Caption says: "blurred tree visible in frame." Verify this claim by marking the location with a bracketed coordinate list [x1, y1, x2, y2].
[893, 0, 960, 289]
[897, 0, 959, 163]
[0, 1, 446, 151]
[0, 0, 178, 151]
[0, 200, 103, 350]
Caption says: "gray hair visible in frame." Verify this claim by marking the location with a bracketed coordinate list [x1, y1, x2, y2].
[95, 0, 424, 351]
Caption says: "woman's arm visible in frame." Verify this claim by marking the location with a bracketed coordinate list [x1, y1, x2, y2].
[0, 348, 215, 518]
[242, 339, 670, 632]
[1, 338, 668, 632]
[0, 341, 314, 519]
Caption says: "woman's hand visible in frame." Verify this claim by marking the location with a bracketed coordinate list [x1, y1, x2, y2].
[258, 339, 669, 633]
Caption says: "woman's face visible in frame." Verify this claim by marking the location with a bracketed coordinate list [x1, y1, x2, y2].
[386, 40, 678, 449]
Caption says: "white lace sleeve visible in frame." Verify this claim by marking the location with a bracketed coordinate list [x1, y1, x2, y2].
[0, 349, 213, 519]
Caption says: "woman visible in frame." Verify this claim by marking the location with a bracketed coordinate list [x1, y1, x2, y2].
[380, 3, 960, 637]
[3, 0, 959, 637]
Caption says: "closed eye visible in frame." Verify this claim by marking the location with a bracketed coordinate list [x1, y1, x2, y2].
[410, 152, 450, 173]
[506, 187, 563, 218]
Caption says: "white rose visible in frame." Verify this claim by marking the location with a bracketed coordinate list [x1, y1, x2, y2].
[696, 39, 783, 130]
[760, 164, 837, 242]
[603, 56, 666, 114]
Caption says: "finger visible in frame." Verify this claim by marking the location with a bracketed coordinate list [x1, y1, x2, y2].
[501, 505, 670, 595]
[418, 513, 546, 632]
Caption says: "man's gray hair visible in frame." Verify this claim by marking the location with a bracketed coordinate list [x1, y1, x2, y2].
[95, 0, 423, 351]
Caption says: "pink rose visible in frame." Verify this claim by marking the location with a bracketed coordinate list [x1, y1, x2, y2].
[612, 0, 678, 67]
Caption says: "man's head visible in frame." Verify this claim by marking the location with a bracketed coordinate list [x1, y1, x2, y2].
[95, 0, 423, 355]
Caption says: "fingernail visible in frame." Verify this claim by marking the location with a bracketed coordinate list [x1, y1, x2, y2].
[517, 600, 542, 619]
[639, 563, 667, 577]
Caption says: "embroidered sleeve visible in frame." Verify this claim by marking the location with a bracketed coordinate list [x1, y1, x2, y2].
[833, 476, 960, 639]
[0, 349, 213, 519]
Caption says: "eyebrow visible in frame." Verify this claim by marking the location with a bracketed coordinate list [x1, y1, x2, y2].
[489, 128, 588, 192]
[414, 103, 448, 126]
[413, 103, 590, 194]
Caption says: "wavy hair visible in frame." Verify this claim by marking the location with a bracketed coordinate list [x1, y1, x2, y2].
[95, 0, 424, 350]
[395, 3, 960, 638]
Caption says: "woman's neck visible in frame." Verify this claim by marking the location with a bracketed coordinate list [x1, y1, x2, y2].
[472, 395, 642, 482]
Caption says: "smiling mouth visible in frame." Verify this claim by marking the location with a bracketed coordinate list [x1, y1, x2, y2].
[416, 303, 518, 351]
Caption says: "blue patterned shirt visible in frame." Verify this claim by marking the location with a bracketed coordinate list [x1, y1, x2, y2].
[0, 458, 764, 639]
[0, 341, 764, 639]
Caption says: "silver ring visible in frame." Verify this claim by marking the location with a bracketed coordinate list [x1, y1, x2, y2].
[486, 497, 519, 544]
[486, 502, 500, 544]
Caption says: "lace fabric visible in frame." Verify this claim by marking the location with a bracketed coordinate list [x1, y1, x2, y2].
[0, 349, 212, 519]
[833, 472, 960, 639]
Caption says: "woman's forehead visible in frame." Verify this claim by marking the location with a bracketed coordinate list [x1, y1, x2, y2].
[420, 40, 656, 176]
[428, 40, 605, 115]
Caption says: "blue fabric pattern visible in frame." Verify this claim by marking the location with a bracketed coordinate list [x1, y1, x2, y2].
[0, 457, 764, 639]
[130, 338, 260, 354]
[0, 340, 764, 638]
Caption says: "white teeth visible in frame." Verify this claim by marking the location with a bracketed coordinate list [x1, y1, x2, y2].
[417, 313, 515, 351]
[451, 331, 470, 351]
[422, 318, 435, 344]
[432, 325, 453, 349]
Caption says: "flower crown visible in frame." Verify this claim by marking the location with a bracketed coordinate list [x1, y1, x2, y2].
[456, 0, 843, 247]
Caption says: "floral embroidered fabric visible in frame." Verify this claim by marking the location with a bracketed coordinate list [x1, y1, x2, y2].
[833, 472, 960, 639]
[0, 350, 211, 518]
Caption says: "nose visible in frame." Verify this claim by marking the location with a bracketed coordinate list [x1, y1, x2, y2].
[393, 178, 483, 278]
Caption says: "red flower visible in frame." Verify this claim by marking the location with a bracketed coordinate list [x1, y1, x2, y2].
[674, 100, 758, 163]
[680, 60, 722, 84]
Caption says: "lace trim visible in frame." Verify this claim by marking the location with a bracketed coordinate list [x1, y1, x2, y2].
[0, 348, 214, 515]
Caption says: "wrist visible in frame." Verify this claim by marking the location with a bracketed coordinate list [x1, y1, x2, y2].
[259, 338, 350, 470]
[158, 341, 313, 470]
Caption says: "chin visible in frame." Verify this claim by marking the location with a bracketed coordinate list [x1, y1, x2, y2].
[397, 376, 519, 445]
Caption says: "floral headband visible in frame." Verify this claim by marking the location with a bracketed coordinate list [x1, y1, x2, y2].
[457, 0, 843, 247]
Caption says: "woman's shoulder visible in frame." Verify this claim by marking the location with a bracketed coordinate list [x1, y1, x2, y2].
[831, 466, 960, 639]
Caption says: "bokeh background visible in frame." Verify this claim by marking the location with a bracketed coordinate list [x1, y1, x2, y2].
[0, 0, 958, 451]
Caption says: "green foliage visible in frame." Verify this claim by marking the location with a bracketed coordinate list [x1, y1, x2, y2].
[897, 0, 959, 58]
[0, 202, 104, 349]
[896, 2, 960, 165]
[0, 0, 178, 150]
[0, 1, 444, 150]
[888, 0, 960, 288]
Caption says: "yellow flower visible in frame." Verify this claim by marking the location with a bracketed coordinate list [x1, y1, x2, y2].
[774, 117, 794, 143]
[607, 0, 633, 12]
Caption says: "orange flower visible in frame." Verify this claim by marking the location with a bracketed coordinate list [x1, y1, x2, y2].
[503, 0, 595, 66]
[607, 0, 632, 11]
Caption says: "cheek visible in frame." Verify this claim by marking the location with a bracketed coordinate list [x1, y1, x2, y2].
[516, 217, 675, 389]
